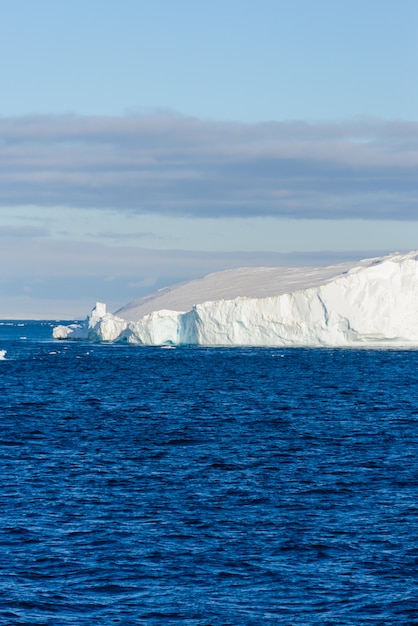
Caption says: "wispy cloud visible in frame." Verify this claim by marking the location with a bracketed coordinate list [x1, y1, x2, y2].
[0, 225, 49, 238]
[88, 230, 161, 241]
[0, 234, 385, 281]
[1, 114, 418, 220]
[0, 229, 396, 318]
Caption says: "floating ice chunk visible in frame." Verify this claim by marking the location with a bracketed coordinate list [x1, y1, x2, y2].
[53, 302, 128, 342]
[52, 325, 72, 339]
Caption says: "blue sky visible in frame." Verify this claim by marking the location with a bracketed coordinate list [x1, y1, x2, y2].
[1, 0, 418, 317]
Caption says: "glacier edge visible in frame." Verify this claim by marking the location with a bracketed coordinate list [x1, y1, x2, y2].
[53, 251, 418, 347]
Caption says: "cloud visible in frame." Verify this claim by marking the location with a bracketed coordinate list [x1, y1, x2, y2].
[87, 230, 161, 241]
[0, 225, 49, 238]
[0, 234, 394, 284]
[0, 230, 399, 318]
[1, 114, 418, 220]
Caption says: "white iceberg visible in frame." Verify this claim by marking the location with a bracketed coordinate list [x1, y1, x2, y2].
[53, 250, 418, 347]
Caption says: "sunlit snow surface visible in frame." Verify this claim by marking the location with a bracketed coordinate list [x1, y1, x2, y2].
[53, 251, 418, 347]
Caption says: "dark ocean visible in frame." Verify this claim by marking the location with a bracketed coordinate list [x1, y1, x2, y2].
[1, 321, 418, 625]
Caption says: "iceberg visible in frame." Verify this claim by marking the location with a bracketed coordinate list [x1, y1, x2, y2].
[53, 251, 418, 347]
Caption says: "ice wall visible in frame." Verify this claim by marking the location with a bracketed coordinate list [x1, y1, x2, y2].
[53, 251, 418, 347]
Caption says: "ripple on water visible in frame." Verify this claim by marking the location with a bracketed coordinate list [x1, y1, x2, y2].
[0, 335, 418, 623]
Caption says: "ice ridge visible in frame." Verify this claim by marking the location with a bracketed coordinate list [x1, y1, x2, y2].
[53, 251, 418, 347]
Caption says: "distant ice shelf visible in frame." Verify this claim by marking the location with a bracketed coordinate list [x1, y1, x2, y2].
[53, 250, 418, 347]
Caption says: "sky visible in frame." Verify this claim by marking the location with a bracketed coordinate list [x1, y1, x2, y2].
[1, 0, 418, 318]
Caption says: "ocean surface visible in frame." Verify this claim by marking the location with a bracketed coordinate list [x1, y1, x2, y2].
[1, 321, 418, 625]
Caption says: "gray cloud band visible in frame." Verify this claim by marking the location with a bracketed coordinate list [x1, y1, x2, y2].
[1, 114, 417, 219]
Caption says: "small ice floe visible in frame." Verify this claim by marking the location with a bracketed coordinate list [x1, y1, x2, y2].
[0, 350, 7, 360]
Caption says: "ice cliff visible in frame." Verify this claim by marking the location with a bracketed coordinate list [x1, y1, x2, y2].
[53, 251, 418, 347]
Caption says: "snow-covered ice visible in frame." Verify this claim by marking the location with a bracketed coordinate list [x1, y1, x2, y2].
[53, 250, 418, 347]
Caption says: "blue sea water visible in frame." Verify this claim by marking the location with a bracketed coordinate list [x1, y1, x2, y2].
[1, 321, 418, 625]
